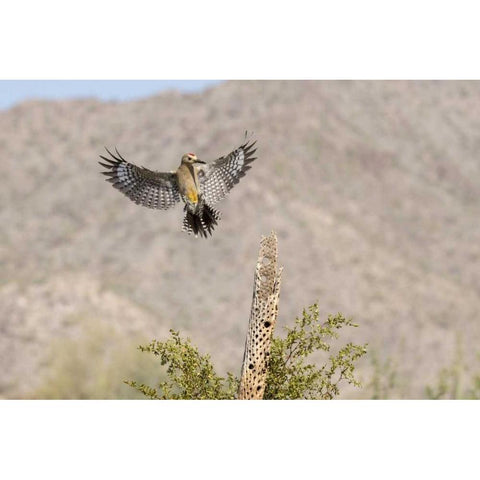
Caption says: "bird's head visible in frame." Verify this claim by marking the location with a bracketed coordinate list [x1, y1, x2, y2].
[182, 153, 206, 165]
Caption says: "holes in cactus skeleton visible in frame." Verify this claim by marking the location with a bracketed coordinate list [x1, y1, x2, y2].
[248, 363, 254, 370]
[264, 321, 271, 328]
[261, 256, 271, 265]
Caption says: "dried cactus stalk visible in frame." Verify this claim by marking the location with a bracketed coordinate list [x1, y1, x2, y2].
[238, 232, 282, 399]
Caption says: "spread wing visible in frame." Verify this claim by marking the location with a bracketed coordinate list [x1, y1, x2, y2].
[198, 137, 257, 205]
[99, 148, 181, 210]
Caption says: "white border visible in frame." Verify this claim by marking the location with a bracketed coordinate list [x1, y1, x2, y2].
[2, 1, 480, 78]
[1, 401, 477, 478]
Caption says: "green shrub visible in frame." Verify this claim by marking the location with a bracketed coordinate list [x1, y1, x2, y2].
[367, 351, 399, 400]
[264, 306, 367, 399]
[425, 335, 480, 400]
[32, 317, 161, 399]
[126, 304, 367, 400]
[125, 330, 238, 400]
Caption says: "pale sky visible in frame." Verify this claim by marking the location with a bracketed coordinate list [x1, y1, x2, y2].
[0, 80, 223, 110]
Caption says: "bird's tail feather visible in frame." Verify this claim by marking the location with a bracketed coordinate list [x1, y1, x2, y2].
[182, 204, 221, 238]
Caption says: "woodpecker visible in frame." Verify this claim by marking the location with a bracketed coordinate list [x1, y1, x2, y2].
[98, 134, 257, 238]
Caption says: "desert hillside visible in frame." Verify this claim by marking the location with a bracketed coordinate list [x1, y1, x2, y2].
[1, 80, 480, 398]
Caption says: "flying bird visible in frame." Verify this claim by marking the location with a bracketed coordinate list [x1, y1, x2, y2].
[99, 134, 257, 238]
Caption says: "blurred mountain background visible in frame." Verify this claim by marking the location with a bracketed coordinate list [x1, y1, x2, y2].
[1, 80, 480, 398]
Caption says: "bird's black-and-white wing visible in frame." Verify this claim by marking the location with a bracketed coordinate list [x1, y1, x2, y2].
[198, 138, 257, 205]
[99, 148, 181, 210]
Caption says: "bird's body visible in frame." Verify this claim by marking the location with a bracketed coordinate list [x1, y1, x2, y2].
[99, 134, 257, 237]
[177, 162, 200, 205]
[176, 157, 220, 237]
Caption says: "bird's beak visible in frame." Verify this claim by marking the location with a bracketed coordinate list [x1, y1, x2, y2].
[194, 159, 206, 164]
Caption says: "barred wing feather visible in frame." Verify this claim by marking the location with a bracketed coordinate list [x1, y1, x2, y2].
[199, 140, 257, 205]
[99, 148, 181, 210]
